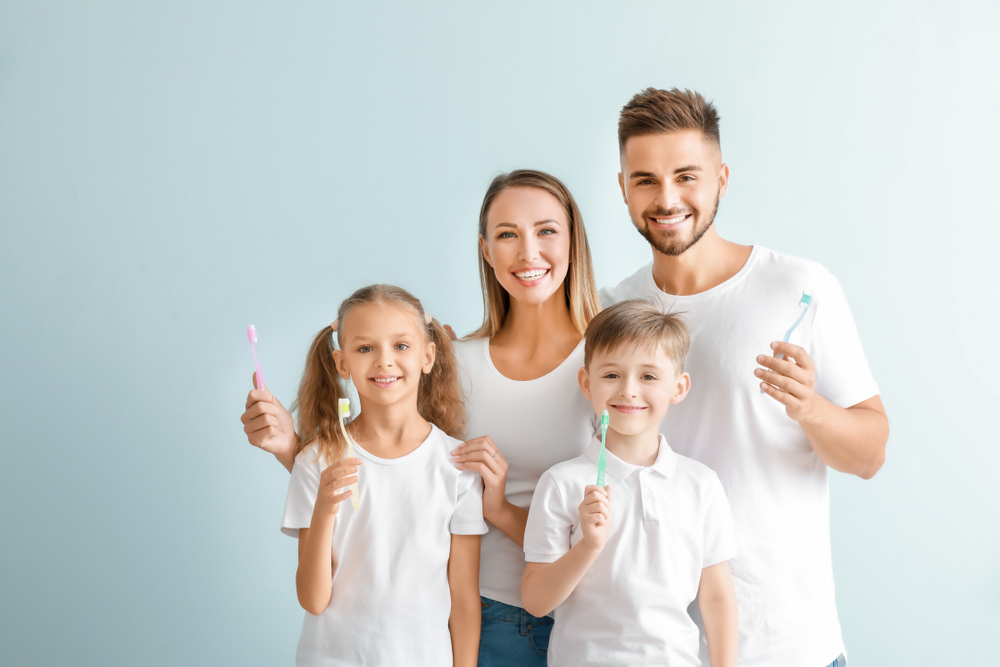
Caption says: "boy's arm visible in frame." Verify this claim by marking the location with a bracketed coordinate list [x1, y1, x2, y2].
[521, 484, 612, 617]
[447, 534, 482, 667]
[698, 561, 737, 667]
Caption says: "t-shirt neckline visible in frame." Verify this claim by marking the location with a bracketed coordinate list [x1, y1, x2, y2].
[644, 245, 761, 306]
[348, 423, 437, 466]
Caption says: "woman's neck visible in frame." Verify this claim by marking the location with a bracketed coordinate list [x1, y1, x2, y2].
[350, 399, 431, 459]
[488, 287, 581, 380]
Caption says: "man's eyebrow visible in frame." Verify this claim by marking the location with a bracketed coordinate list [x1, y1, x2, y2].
[629, 171, 658, 180]
[674, 165, 702, 174]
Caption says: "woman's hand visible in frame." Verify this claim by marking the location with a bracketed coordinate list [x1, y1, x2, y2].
[315, 458, 362, 516]
[241, 373, 298, 471]
[451, 435, 509, 523]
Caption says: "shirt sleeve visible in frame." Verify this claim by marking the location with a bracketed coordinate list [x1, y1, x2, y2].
[523, 469, 575, 564]
[450, 469, 489, 536]
[280, 449, 322, 538]
[701, 471, 738, 568]
[808, 266, 880, 409]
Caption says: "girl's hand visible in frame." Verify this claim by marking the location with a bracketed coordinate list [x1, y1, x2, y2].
[315, 458, 362, 516]
[578, 484, 612, 551]
[451, 436, 508, 523]
[241, 374, 298, 461]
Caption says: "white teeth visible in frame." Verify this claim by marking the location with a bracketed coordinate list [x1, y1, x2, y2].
[515, 269, 548, 280]
[656, 214, 688, 224]
[372, 377, 400, 384]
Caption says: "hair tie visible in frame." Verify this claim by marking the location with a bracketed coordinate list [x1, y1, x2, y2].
[424, 312, 433, 324]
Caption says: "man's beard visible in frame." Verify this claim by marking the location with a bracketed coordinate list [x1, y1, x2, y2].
[634, 193, 720, 257]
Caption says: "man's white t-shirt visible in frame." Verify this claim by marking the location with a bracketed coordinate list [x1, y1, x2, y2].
[281, 425, 488, 667]
[523, 434, 737, 667]
[600, 246, 879, 667]
[453, 337, 597, 609]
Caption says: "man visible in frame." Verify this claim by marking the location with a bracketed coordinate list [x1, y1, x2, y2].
[600, 88, 888, 667]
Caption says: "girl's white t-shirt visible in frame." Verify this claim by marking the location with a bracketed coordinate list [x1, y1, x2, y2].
[452, 337, 597, 609]
[281, 425, 487, 667]
[600, 246, 879, 667]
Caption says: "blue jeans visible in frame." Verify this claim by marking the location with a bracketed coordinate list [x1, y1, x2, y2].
[478, 596, 553, 667]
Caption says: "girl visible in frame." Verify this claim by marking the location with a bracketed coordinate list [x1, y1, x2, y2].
[243, 171, 601, 666]
[281, 284, 486, 667]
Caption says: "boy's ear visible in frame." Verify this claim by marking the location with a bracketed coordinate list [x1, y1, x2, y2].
[578, 366, 593, 400]
[670, 372, 692, 405]
[332, 349, 350, 381]
[422, 341, 437, 375]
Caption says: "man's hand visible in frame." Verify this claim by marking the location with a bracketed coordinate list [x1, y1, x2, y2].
[755, 342, 823, 425]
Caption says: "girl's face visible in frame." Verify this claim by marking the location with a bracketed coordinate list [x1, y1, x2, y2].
[333, 302, 435, 408]
[479, 186, 572, 308]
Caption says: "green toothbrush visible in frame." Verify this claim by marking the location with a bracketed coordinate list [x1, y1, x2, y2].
[596, 410, 609, 486]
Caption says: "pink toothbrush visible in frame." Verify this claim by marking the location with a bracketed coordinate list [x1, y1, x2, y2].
[247, 324, 265, 390]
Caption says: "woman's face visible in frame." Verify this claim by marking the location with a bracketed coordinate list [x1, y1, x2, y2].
[479, 186, 572, 308]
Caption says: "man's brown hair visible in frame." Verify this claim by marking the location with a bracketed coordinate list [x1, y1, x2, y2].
[618, 88, 720, 153]
[584, 299, 690, 372]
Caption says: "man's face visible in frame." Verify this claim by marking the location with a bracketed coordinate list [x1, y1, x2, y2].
[618, 130, 729, 256]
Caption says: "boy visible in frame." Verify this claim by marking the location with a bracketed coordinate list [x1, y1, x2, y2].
[521, 299, 737, 667]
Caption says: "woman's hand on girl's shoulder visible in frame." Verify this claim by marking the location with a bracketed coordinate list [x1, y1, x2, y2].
[451, 436, 508, 520]
[315, 458, 363, 516]
[241, 374, 298, 465]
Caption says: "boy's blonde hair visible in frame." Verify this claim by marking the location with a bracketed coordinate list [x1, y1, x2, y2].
[584, 300, 690, 372]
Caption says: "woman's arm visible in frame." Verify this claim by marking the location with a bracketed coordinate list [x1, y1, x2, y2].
[698, 561, 737, 667]
[447, 534, 482, 667]
[452, 436, 528, 547]
[241, 377, 299, 472]
[295, 458, 361, 615]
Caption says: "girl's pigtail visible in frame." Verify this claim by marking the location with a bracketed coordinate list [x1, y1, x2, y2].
[418, 318, 466, 439]
[293, 325, 348, 463]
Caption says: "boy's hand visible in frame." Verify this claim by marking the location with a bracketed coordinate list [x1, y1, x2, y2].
[755, 342, 824, 425]
[242, 374, 298, 458]
[315, 458, 362, 516]
[578, 484, 612, 551]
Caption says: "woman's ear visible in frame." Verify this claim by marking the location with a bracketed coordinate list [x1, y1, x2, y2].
[422, 341, 437, 375]
[332, 349, 350, 381]
[479, 235, 494, 268]
[670, 371, 692, 405]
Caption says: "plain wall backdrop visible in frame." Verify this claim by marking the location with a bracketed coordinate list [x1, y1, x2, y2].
[1, 2, 997, 665]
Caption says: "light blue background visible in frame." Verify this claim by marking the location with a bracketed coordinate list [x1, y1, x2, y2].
[2, 2, 997, 665]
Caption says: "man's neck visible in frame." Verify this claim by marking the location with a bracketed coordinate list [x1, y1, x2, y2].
[650, 228, 753, 296]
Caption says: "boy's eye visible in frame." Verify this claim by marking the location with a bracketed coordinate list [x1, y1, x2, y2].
[641, 373, 657, 381]
[602, 373, 619, 379]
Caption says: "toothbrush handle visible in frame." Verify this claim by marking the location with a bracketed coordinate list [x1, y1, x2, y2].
[251, 346, 265, 389]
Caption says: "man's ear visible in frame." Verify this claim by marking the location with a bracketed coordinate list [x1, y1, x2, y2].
[578, 366, 593, 400]
[479, 235, 494, 268]
[717, 163, 730, 199]
[422, 341, 437, 375]
[332, 349, 350, 381]
[618, 172, 627, 204]
[670, 372, 692, 405]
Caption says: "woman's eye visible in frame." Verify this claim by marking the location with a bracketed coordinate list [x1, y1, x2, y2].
[497, 231, 515, 239]
[539, 228, 555, 236]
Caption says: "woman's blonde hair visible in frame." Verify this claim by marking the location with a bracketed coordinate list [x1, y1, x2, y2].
[294, 284, 465, 463]
[469, 169, 602, 339]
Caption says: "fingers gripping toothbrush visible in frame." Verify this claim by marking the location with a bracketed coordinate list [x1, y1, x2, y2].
[338, 398, 361, 511]
[760, 291, 812, 394]
[596, 410, 609, 487]
[247, 325, 265, 390]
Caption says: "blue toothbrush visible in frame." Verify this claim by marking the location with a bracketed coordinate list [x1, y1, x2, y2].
[596, 410, 609, 486]
[761, 291, 812, 394]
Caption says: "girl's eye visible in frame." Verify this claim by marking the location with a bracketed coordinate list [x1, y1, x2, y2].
[394, 343, 409, 351]
[358, 345, 373, 353]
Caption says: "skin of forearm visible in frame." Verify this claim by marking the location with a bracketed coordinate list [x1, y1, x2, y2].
[448, 535, 482, 667]
[487, 501, 529, 548]
[799, 397, 888, 479]
[275, 433, 299, 473]
[699, 567, 737, 667]
[522, 542, 602, 617]
[296, 513, 338, 615]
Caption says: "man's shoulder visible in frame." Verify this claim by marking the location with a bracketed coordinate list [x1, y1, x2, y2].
[599, 261, 655, 307]
[753, 246, 839, 288]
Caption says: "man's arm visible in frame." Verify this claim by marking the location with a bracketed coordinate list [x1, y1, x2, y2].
[698, 561, 737, 667]
[447, 534, 482, 667]
[757, 342, 888, 479]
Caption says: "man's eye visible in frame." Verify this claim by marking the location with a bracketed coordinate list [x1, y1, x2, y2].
[678, 175, 694, 182]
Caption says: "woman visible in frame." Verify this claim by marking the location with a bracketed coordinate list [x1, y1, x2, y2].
[241, 170, 601, 666]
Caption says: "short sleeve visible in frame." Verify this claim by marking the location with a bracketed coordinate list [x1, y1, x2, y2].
[701, 472, 738, 568]
[523, 470, 575, 564]
[808, 267, 879, 408]
[280, 449, 322, 538]
[450, 470, 488, 536]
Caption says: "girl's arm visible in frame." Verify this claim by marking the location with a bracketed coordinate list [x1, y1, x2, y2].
[242, 379, 299, 472]
[698, 561, 737, 667]
[447, 534, 482, 667]
[451, 436, 528, 547]
[520, 485, 611, 617]
[295, 458, 361, 615]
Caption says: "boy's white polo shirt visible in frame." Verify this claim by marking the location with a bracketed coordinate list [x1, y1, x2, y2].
[523, 434, 737, 667]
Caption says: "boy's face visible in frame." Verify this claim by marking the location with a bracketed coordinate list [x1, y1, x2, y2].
[579, 343, 691, 438]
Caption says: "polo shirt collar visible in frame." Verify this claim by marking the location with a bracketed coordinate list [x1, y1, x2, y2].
[584, 433, 678, 482]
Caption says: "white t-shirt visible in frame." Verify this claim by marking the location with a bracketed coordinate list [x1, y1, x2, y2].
[600, 246, 879, 667]
[523, 434, 737, 667]
[453, 337, 597, 609]
[281, 425, 488, 667]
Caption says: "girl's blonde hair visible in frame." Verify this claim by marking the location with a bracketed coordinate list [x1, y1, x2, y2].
[468, 169, 602, 339]
[294, 284, 465, 463]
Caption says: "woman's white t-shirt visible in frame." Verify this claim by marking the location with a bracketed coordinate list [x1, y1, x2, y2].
[453, 337, 597, 609]
[281, 425, 488, 667]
